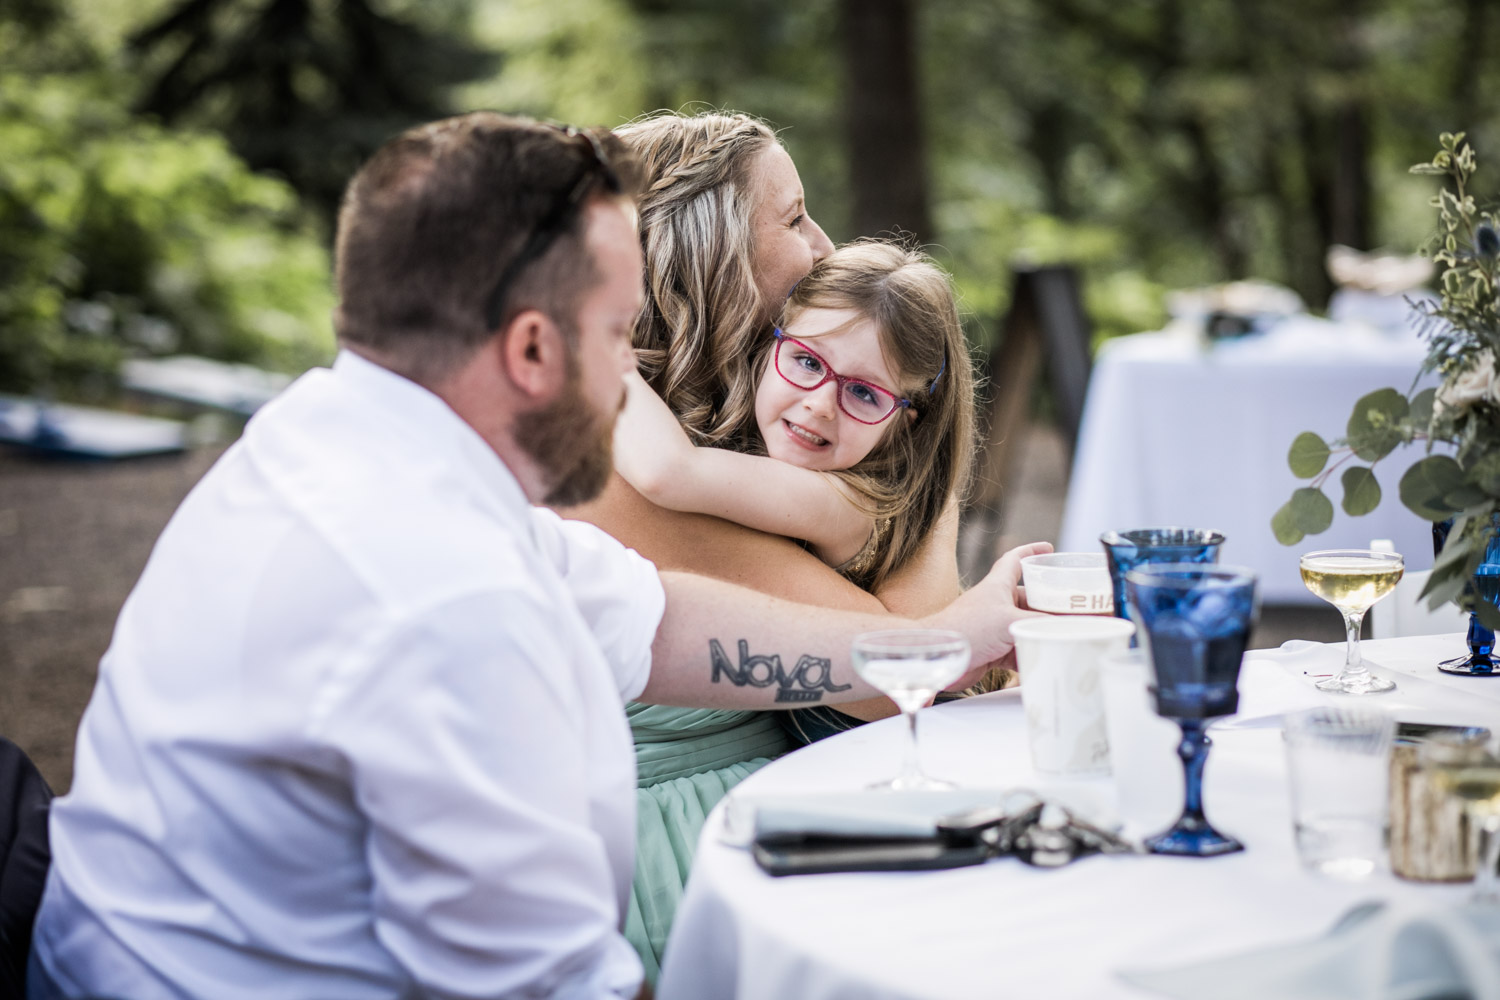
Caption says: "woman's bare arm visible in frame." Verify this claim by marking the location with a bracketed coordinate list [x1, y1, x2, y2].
[873, 493, 964, 616]
[612, 372, 874, 565]
[561, 473, 888, 613]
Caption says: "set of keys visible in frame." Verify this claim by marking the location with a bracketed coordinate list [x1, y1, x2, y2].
[937, 792, 1139, 868]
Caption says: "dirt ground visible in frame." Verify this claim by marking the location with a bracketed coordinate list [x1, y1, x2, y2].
[0, 423, 1340, 795]
[0, 443, 228, 792]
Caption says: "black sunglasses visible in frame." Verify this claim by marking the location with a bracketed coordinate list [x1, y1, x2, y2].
[482, 126, 622, 330]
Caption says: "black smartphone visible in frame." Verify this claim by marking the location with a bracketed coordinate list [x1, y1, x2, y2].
[751, 835, 989, 877]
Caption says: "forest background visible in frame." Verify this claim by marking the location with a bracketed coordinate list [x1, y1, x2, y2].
[2, 0, 1499, 405]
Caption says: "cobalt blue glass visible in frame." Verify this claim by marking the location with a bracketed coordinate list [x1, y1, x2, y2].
[1100, 528, 1226, 630]
[1434, 518, 1500, 676]
[1125, 564, 1258, 858]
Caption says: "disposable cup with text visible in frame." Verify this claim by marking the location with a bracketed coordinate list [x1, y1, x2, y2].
[1021, 552, 1115, 616]
[1012, 616, 1136, 776]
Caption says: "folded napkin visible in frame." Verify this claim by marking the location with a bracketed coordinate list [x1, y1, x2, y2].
[1210, 654, 1333, 730]
[1119, 900, 1500, 1000]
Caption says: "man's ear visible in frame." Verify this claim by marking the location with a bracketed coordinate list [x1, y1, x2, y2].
[497, 308, 568, 402]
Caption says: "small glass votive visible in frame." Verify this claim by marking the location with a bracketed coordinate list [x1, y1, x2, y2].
[1283, 706, 1396, 879]
[1020, 553, 1114, 615]
[1391, 726, 1490, 881]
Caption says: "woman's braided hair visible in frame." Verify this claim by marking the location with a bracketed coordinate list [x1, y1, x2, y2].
[617, 111, 777, 447]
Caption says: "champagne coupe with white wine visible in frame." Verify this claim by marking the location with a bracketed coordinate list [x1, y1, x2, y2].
[1299, 549, 1404, 695]
[851, 630, 970, 791]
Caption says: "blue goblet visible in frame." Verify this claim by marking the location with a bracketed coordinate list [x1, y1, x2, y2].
[1125, 563, 1259, 857]
[1100, 528, 1226, 631]
[1434, 518, 1500, 676]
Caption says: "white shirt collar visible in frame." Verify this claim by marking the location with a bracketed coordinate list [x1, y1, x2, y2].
[331, 348, 533, 526]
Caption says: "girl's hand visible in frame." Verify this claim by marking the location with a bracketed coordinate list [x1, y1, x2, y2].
[924, 541, 1053, 688]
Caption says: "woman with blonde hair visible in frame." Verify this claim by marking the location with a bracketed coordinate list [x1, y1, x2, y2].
[564, 110, 984, 980]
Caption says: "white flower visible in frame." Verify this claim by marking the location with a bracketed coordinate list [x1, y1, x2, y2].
[1436, 349, 1499, 416]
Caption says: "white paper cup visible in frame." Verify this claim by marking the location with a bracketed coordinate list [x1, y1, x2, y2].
[1020, 552, 1115, 615]
[1011, 616, 1135, 776]
[1100, 650, 1184, 834]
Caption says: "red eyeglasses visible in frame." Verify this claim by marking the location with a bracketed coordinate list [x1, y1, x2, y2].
[772, 329, 911, 424]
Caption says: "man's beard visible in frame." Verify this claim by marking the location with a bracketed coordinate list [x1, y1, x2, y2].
[514, 361, 620, 507]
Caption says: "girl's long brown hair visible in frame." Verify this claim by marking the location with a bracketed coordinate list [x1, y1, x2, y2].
[771, 240, 976, 590]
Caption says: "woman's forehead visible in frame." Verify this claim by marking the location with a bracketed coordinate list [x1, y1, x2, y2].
[749, 143, 802, 215]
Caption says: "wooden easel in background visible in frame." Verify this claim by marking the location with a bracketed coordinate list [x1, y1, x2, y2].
[960, 265, 1093, 583]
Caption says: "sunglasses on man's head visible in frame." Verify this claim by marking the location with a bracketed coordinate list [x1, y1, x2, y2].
[771, 329, 912, 424]
[482, 126, 622, 331]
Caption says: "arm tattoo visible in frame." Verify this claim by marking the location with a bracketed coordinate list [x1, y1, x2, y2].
[708, 639, 853, 704]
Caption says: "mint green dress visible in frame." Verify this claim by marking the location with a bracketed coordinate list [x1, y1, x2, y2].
[624, 703, 793, 983]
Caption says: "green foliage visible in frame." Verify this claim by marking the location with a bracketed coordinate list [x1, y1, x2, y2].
[1288, 432, 1330, 479]
[1340, 466, 1381, 517]
[127, 0, 498, 224]
[0, 61, 334, 396]
[1271, 487, 1335, 546]
[1396, 455, 1466, 520]
[1278, 135, 1500, 620]
[1346, 388, 1409, 462]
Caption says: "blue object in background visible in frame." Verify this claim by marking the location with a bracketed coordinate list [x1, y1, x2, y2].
[1126, 563, 1259, 858]
[1434, 518, 1500, 676]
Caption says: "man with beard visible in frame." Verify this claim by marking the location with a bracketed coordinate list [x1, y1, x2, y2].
[28, 114, 1042, 1000]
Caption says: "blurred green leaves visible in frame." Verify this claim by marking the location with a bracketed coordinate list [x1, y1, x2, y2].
[1288, 432, 1330, 478]
[0, 62, 333, 395]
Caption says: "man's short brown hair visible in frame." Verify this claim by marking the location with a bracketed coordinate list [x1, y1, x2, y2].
[332, 112, 641, 382]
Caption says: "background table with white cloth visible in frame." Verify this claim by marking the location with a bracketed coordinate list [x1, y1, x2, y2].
[1058, 320, 1435, 603]
[657, 635, 1500, 1000]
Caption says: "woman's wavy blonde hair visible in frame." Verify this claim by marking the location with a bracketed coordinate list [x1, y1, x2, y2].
[617, 112, 975, 591]
[617, 110, 777, 446]
[771, 240, 976, 590]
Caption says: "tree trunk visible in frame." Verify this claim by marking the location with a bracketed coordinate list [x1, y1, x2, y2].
[838, 0, 932, 243]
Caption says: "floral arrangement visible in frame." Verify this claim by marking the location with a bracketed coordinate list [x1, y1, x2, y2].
[1274, 132, 1500, 626]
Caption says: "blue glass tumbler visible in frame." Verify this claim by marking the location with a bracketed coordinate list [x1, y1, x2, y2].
[1125, 564, 1259, 857]
[1101, 528, 1226, 631]
[1434, 518, 1500, 676]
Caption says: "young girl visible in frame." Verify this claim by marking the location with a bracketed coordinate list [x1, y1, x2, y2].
[613, 239, 975, 594]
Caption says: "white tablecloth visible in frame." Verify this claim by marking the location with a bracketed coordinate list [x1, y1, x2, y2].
[657, 635, 1500, 1000]
[1059, 321, 1434, 603]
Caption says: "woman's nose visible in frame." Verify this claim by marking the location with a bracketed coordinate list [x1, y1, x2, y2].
[807, 217, 834, 262]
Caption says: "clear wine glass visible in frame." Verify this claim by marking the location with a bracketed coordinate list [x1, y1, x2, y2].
[1299, 549, 1404, 695]
[851, 629, 970, 791]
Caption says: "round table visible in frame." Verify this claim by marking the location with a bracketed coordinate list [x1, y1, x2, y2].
[656, 634, 1500, 1000]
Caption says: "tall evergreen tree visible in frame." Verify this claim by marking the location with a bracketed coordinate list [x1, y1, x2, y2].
[128, 0, 497, 226]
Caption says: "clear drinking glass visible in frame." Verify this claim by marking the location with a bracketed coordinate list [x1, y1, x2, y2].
[1283, 707, 1395, 879]
[1299, 549, 1404, 695]
[851, 629, 970, 791]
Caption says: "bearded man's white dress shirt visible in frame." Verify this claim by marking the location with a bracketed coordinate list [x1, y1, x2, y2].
[31, 350, 665, 999]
